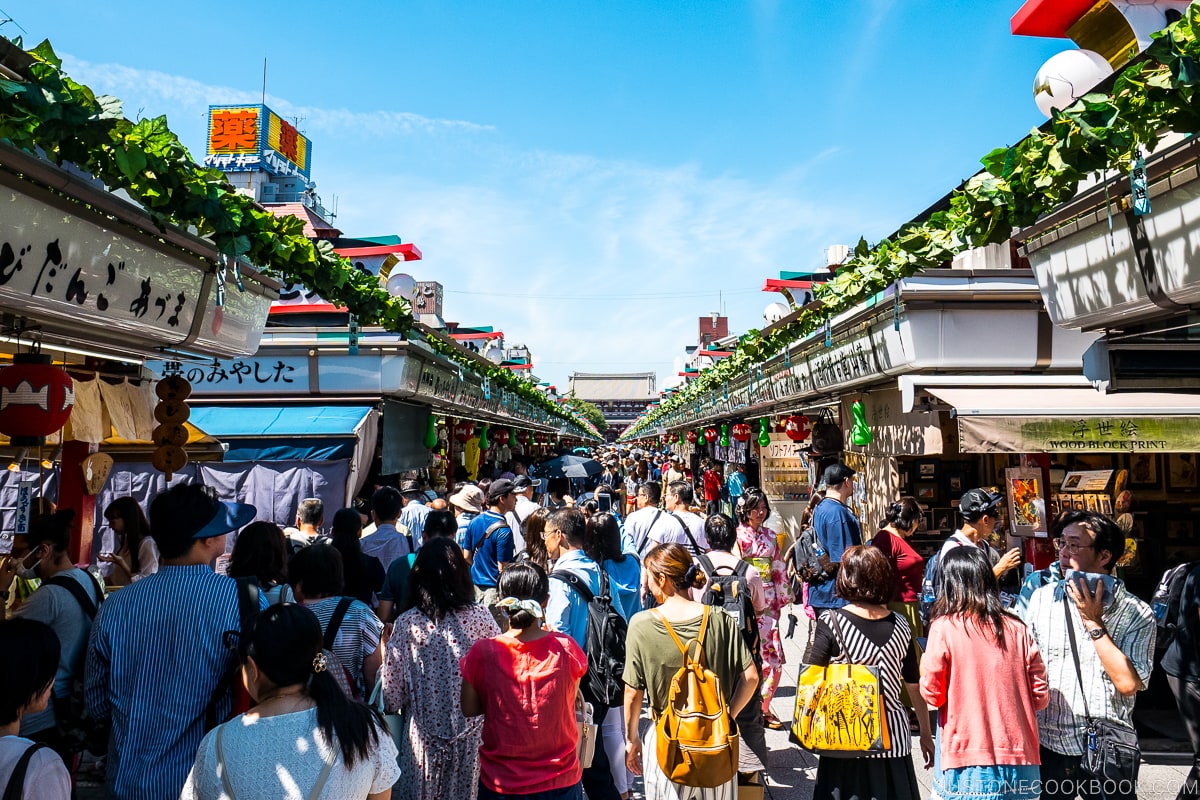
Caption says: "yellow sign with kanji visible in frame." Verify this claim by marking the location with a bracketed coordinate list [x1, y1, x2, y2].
[207, 107, 260, 155]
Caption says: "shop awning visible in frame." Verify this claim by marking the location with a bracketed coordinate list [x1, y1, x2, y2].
[188, 405, 377, 461]
[926, 387, 1200, 453]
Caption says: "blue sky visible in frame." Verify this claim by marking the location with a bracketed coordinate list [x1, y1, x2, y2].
[6, 1, 1065, 391]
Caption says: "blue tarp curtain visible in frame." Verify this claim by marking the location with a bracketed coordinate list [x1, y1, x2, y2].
[188, 405, 375, 461]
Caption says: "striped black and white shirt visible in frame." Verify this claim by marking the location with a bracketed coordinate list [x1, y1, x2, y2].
[805, 608, 919, 758]
[1026, 579, 1156, 756]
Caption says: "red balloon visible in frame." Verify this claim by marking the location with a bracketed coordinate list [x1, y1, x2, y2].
[0, 355, 75, 444]
[731, 423, 752, 442]
[784, 414, 812, 442]
[704, 426, 718, 444]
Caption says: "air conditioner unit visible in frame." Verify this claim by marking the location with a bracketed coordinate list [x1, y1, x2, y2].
[1085, 339, 1200, 392]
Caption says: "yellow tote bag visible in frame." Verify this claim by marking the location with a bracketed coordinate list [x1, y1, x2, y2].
[790, 615, 890, 756]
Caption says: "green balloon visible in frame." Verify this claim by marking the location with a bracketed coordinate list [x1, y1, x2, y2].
[423, 415, 439, 449]
[478, 424, 489, 450]
[719, 423, 730, 448]
[757, 418, 771, 448]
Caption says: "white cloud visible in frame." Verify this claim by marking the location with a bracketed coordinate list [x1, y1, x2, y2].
[55, 57, 885, 389]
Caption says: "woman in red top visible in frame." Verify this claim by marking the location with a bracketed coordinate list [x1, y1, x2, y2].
[919, 546, 1048, 800]
[461, 562, 587, 800]
[869, 497, 926, 640]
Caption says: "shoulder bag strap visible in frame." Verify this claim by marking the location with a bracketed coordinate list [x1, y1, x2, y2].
[734, 559, 749, 578]
[825, 610, 853, 664]
[324, 597, 354, 651]
[549, 570, 594, 603]
[215, 724, 238, 800]
[637, 510, 664, 554]
[652, 609, 690, 657]
[665, 512, 702, 555]
[1062, 596, 1093, 722]
[307, 730, 340, 800]
[44, 574, 98, 619]
[1, 742, 48, 800]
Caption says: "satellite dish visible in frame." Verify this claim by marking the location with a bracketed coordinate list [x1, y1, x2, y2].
[385, 273, 417, 299]
[764, 302, 790, 324]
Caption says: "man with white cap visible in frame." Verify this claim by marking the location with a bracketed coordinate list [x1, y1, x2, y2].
[85, 483, 262, 800]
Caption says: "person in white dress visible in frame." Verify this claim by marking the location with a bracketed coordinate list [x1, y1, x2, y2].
[181, 603, 400, 800]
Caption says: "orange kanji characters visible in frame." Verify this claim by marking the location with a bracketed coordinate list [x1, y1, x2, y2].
[209, 108, 259, 154]
[276, 118, 299, 162]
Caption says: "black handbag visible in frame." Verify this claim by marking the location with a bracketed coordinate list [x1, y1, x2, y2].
[1063, 599, 1141, 788]
[809, 409, 843, 457]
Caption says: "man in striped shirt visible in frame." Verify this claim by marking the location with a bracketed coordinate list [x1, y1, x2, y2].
[85, 484, 257, 800]
[1026, 510, 1155, 800]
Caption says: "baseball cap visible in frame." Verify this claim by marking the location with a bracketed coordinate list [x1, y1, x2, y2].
[448, 484, 485, 514]
[959, 488, 1003, 518]
[487, 478, 516, 503]
[822, 463, 857, 487]
[512, 475, 542, 492]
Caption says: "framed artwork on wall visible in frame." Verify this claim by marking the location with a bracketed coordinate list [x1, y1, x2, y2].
[1168, 454, 1198, 490]
[1129, 454, 1160, 487]
[1006, 467, 1048, 537]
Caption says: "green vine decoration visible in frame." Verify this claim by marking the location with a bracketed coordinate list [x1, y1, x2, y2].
[623, 5, 1200, 440]
[0, 39, 595, 438]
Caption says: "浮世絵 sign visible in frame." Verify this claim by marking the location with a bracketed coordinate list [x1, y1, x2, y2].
[959, 415, 1200, 453]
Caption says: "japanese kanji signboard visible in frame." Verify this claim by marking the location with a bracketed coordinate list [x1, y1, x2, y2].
[958, 415, 1200, 453]
[205, 105, 312, 179]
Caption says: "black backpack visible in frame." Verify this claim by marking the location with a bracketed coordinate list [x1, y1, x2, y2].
[42, 572, 108, 755]
[550, 569, 627, 708]
[792, 526, 832, 586]
[697, 554, 761, 667]
[1153, 560, 1200, 650]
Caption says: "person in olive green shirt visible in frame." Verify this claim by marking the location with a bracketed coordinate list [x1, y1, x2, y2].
[622, 543, 758, 797]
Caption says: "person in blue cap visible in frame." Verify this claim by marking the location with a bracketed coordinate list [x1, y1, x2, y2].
[85, 483, 260, 800]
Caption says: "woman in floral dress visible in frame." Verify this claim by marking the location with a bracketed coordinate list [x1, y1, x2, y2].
[381, 538, 499, 800]
[735, 487, 793, 727]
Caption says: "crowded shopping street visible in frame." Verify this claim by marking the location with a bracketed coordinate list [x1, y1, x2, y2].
[7, 1, 1200, 799]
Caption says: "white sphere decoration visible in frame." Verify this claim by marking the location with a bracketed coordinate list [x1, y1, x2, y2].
[763, 302, 790, 324]
[1033, 49, 1114, 118]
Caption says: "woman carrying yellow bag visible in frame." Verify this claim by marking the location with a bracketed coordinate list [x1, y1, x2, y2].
[623, 544, 759, 800]
[798, 546, 934, 800]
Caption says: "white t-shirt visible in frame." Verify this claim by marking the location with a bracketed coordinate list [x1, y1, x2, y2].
[181, 708, 400, 800]
[0, 737, 71, 800]
[625, 507, 709, 555]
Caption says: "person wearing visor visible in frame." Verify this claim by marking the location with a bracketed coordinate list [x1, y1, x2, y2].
[84, 483, 261, 800]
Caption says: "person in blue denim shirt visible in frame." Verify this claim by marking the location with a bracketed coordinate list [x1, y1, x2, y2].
[806, 463, 863, 614]
[544, 508, 620, 800]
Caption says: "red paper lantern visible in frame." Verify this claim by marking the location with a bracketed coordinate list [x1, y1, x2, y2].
[784, 414, 812, 442]
[493, 428, 511, 447]
[452, 421, 474, 443]
[731, 423, 752, 442]
[515, 430, 530, 446]
[704, 426, 718, 444]
[0, 354, 75, 445]
[686, 430, 699, 444]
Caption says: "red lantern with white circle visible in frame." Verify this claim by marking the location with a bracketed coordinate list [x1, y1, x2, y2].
[493, 428, 511, 447]
[784, 414, 812, 442]
[516, 430, 530, 446]
[453, 421, 474, 443]
[0, 353, 76, 445]
[686, 430, 699, 444]
[731, 423, 751, 442]
[704, 426, 718, 444]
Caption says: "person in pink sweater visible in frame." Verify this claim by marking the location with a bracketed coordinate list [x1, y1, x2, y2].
[920, 546, 1049, 800]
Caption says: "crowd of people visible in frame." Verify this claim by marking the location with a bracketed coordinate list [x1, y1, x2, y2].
[0, 447, 1190, 800]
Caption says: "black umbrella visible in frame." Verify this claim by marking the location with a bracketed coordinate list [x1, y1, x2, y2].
[535, 455, 604, 479]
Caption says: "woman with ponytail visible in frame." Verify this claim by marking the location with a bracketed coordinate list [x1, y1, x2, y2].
[181, 603, 400, 799]
[461, 562, 587, 799]
[870, 496, 927, 639]
[381, 537, 498, 800]
[622, 543, 759, 800]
